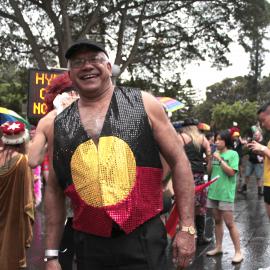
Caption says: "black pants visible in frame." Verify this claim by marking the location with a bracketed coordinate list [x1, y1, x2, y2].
[59, 217, 75, 270]
[74, 215, 168, 270]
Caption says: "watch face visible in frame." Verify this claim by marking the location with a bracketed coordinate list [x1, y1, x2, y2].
[188, 227, 196, 235]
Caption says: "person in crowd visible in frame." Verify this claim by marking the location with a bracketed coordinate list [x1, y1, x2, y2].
[32, 164, 43, 206]
[29, 125, 43, 207]
[160, 156, 174, 223]
[230, 130, 245, 193]
[241, 126, 264, 196]
[249, 102, 270, 220]
[44, 39, 196, 270]
[250, 103, 270, 270]
[206, 130, 243, 264]
[0, 121, 35, 269]
[206, 132, 216, 154]
[178, 118, 212, 246]
[28, 72, 78, 270]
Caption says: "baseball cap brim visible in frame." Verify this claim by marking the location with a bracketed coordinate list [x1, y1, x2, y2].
[65, 39, 108, 59]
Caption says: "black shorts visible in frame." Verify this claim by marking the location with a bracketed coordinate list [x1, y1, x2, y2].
[264, 186, 270, 204]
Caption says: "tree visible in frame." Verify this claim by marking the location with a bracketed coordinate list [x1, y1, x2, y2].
[192, 100, 213, 125]
[236, 0, 270, 101]
[119, 74, 197, 121]
[258, 73, 270, 104]
[211, 101, 258, 135]
[0, 0, 269, 84]
[0, 62, 28, 114]
[205, 76, 249, 104]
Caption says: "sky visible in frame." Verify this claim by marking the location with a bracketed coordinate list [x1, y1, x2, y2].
[182, 38, 270, 101]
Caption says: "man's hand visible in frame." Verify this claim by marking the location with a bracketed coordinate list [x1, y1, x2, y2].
[172, 230, 196, 269]
[45, 259, 62, 270]
[213, 151, 221, 161]
[247, 141, 265, 154]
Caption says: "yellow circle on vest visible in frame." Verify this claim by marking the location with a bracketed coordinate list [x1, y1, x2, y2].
[71, 136, 136, 207]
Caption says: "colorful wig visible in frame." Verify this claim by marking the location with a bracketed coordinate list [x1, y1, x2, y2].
[229, 126, 240, 138]
[44, 72, 74, 113]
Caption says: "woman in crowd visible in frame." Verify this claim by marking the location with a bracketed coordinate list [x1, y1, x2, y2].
[178, 118, 212, 245]
[206, 130, 243, 264]
[0, 121, 35, 269]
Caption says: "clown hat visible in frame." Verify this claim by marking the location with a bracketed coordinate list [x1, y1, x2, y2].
[0, 121, 29, 145]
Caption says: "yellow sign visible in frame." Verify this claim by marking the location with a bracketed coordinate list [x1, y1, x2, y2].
[28, 69, 65, 119]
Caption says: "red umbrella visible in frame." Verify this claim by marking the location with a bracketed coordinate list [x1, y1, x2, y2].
[165, 175, 220, 238]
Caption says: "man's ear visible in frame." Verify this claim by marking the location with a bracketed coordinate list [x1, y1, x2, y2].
[107, 62, 112, 76]
[68, 70, 73, 82]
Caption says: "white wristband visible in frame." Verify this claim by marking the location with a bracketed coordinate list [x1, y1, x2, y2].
[260, 146, 267, 152]
[45, 249, 59, 257]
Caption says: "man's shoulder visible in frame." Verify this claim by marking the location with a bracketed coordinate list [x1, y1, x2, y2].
[44, 110, 57, 121]
[37, 110, 56, 129]
[116, 86, 141, 92]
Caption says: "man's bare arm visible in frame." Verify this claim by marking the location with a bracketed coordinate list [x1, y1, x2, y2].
[45, 168, 66, 248]
[142, 91, 195, 268]
[28, 111, 56, 168]
[143, 92, 194, 225]
[28, 126, 47, 167]
[44, 163, 66, 269]
[44, 118, 65, 269]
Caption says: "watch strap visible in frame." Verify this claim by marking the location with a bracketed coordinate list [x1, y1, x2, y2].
[44, 256, 58, 262]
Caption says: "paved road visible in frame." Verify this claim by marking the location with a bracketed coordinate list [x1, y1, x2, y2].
[26, 178, 270, 270]
[185, 179, 270, 270]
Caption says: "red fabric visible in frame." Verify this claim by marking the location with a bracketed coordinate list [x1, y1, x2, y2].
[65, 166, 163, 237]
[165, 176, 220, 238]
[41, 153, 49, 172]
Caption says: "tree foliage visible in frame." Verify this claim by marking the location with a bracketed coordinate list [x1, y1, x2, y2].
[192, 100, 213, 124]
[0, 0, 269, 85]
[211, 101, 258, 135]
[119, 75, 197, 120]
[258, 74, 270, 104]
[236, 0, 270, 101]
[205, 76, 249, 104]
[0, 0, 270, 120]
[194, 74, 268, 130]
[0, 62, 28, 114]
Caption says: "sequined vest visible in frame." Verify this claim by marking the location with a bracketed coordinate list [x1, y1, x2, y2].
[53, 87, 163, 237]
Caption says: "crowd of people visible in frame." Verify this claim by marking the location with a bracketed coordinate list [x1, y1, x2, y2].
[1, 39, 270, 270]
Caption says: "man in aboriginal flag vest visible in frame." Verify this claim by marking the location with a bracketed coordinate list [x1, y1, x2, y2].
[44, 39, 196, 270]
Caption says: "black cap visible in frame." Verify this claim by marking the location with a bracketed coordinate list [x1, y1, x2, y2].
[65, 39, 108, 59]
[182, 118, 199, 127]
